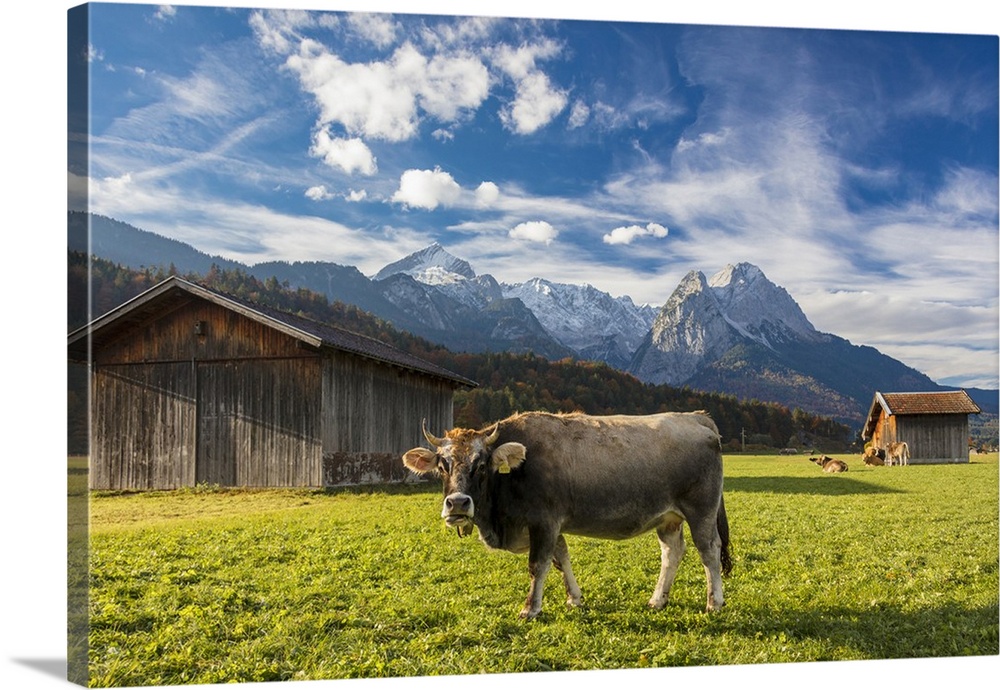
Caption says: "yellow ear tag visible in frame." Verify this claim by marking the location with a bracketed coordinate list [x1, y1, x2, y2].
[498, 460, 511, 474]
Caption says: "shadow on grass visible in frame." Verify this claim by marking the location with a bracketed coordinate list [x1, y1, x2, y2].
[597, 596, 998, 662]
[726, 476, 906, 496]
[720, 600, 998, 661]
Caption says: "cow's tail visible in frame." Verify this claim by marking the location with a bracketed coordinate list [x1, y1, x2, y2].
[717, 494, 732, 577]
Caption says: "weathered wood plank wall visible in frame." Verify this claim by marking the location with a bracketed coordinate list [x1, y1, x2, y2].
[895, 415, 970, 463]
[321, 351, 455, 485]
[91, 362, 197, 490]
[88, 295, 462, 489]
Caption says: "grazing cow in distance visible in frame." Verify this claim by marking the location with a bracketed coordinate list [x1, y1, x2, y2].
[402, 411, 731, 620]
[863, 447, 886, 466]
[810, 455, 848, 473]
[886, 441, 910, 467]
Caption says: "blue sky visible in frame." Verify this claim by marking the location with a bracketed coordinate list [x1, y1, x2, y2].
[68, 2, 998, 389]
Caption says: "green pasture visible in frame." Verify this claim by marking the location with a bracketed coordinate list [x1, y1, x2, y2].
[85, 454, 999, 686]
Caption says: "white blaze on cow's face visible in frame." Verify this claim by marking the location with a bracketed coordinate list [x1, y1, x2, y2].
[401, 421, 525, 537]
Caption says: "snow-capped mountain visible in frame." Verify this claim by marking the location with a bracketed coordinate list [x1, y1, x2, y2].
[502, 278, 657, 369]
[373, 242, 476, 282]
[77, 213, 975, 423]
[371, 245, 657, 368]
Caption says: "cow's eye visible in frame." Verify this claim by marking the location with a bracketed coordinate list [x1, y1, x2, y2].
[437, 457, 451, 474]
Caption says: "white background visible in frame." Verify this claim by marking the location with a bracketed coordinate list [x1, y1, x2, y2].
[3, 1, 998, 689]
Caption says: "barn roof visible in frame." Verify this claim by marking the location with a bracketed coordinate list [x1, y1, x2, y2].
[861, 390, 981, 439]
[67, 276, 477, 389]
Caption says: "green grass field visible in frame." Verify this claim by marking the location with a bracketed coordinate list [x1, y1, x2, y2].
[85, 454, 999, 687]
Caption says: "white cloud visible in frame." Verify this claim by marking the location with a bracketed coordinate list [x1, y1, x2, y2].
[502, 72, 568, 135]
[249, 9, 315, 55]
[304, 185, 333, 201]
[603, 222, 669, 245]
[568, 100, 590, 129]
[309, 129, 377, 175]
[284, 39, 489, 144]
[475, 181, 500, 207]
[509, 220, 558, 244]
[153, 5, 176, 22]
[347, 12, 398, 49]
[493, 40, 568, 134]
[391, 167, 462, 210]
[345, 189, 368, 202]
[160, 70, 234, 119]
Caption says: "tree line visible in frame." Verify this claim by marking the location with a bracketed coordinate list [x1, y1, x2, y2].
[67, 253, 854, 453]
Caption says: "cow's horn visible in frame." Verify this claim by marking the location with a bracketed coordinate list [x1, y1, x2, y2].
[422, 419, 446, 447]
[483, 423, 500, 445]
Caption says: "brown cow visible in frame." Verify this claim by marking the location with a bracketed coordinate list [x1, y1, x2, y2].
[863, 447, 885, 466]
[886, 441, 910, 466]
[810, 455, 848, 473]
[403, 411, 731, 619]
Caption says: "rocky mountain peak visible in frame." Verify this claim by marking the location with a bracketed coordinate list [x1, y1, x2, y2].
[630, 263, 826, 387]
[707, 263, 819, 346]
[373, 243, 476, 282]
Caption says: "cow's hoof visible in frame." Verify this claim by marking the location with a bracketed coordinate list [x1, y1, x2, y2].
[566, 595, 582, 609]
[649, 594, 668, 610]
[705, 600, 726, 612]
[519, 606, 541, 620]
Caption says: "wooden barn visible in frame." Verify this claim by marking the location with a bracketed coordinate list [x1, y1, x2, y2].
[67, 276, 476, 490]
[861, 390, 981, 464]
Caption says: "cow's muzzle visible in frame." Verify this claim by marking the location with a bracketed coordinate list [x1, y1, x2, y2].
[443, 493, 475, 537]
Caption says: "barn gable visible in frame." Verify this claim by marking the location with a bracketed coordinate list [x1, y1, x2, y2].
[69, 276, 475, 490]
[862, 390, 981, 464]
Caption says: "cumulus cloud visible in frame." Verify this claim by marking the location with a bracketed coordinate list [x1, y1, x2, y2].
[304, 185, 333, 201]
[509, 220, 558, 244]
[345, 189, 368, 202]
[391, 167, 462, 209]
[603, 222, 669, 245]
[309, 129, 377, 175]
[284, 39, 488, 143]
[492, 40, 568, 134]
[475, 181, 500, 207]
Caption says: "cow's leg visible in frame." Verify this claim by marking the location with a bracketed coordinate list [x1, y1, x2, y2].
[687, 514, 725, 612]
[648, 519, 686, 609]
[552, 534, 582, 608]
[521, 525, 557, 619]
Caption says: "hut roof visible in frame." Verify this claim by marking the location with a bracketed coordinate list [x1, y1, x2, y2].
[67, 276, 477, 389]
[862, 390, 981, 439]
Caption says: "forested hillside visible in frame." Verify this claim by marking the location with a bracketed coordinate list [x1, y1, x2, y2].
[67, 252, 854, 454]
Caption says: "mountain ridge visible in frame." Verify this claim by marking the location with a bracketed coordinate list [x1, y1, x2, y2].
[69, 212, 996, 423]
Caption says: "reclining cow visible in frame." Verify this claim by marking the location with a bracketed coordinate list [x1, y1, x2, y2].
[810, 455, 848, 473]
[402, 411, 731, 619]
[862, 447, 885, 466]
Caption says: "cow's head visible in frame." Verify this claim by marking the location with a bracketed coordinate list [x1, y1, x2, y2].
[402, 420, 526, 537]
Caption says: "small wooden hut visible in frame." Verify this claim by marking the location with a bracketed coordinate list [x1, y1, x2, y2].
[67, 276, 476, 490]
[861, 390, 981, 464]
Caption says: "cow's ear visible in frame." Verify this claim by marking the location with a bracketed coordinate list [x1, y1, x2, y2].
[491, 442, 526, 473]
[403, 447, 438, 474]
